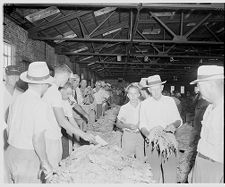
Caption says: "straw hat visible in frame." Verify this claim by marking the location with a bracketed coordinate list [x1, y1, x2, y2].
[190, 65, 224, 84]
[139, 78, 148, 87]
[145, 75, 166, 87]
[20, 61, 53, 84]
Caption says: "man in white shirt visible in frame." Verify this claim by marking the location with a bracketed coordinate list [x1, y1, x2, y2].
[189, 65, 224, 183]
[139, 75, 182, 183]
[43, 65, 96, 169]
[5, 61, 54, 183]
[3, 65, 23, 150]
[116, 84, 145, 162]
[94, 81, 110, 119]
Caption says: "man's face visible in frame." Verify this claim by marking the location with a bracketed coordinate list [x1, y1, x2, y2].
[148, 84, 163, 100]
[70, 78, 80, 89]
[6, 74, 20, 87]
[59, 72, 70, 87]
[61, 87, 73, 100]
[127, 87, 140, 102]
[80, 80, 87, 88]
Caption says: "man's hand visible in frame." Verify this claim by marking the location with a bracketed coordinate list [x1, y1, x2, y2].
[40, 161, 55, 180]
[83, 133, 98, 144]
[129, 124, 139, 131]
[165, 124, 176, 134]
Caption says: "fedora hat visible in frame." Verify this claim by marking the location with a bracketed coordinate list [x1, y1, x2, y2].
[190, 65, 224, 85]
[145, 75, 167, 87]
[139, 78, 148, 87]
[20, 61, 53, 84]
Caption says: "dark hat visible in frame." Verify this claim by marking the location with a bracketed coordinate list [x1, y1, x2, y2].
[5, 65, 21, 75]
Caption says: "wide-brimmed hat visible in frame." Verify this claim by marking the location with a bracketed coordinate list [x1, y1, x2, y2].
[190, 65, 224, 85]
[145, 75, 166, 87]
[20, 61, 53, 84]
[5, 65, 21, 75]
[139, 78, 148, 87]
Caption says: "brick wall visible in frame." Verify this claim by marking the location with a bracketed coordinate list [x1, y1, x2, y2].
[3, 17, 73, 70]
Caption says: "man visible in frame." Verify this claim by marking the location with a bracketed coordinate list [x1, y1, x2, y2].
[93, 81, 110, 119]
[42, 65, 96, 169]
[70, 74, 84, 105]
[189, 65, 224, 183]
[5, 61, 53, 183]
[116, 84, 145, 162]
[69, 74, 90, 130]
[3, 65, 23, 125]
[139, 75, 182, 183]
[59, 82, 84, 157]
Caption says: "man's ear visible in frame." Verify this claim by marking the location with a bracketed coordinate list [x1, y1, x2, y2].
[161, 85, 164, 91]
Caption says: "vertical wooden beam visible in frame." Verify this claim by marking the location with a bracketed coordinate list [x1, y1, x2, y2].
[180, 11, 184, 36]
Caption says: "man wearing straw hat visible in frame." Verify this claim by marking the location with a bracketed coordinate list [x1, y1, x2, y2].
[139, 75, 182, 183]
[42, 65, 97, 169]
[5, 61, 54, 183]
[188, 65, 224, 183]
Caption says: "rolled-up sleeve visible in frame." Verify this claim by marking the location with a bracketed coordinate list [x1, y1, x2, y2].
[117, 106, 126, 122]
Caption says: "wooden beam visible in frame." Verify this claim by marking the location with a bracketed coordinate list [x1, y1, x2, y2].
[150, 11, 176, 38]
[28, 10, 92, 33]
[204, 24, 221, 42]
[10, 3, 224, 10]
[88, 11, 115, 37]
[185, 13, 212, 38]
[31, 36, 224, 45]
[59, 52, 224, 59]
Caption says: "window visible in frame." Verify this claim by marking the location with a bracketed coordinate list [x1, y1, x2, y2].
[3, 41, 15, 81]
[180, 86, 185, 94]
[170, 86, 175, 93]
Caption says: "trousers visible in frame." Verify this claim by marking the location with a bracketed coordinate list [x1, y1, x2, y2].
[188, 153, 223, 183]
[4, 145, 41, 183]
[122, 130, 145, 162]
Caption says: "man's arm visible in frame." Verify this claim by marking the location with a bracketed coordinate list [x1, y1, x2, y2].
[116, 119, 138, 130]
[140, 127, 150, 137]
[53, 107, 95, 143]
[32, 130, 53, 177]
[72, 103, 89, 121]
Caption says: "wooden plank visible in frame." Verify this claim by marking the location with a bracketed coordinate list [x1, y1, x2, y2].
[25, 6, 60, 23]
[28, 10, 92, 33]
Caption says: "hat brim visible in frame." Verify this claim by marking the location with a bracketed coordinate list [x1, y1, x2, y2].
[20, 71, 54, 85]
[190, 74, 224, 85]
[144, 80, 167, 87]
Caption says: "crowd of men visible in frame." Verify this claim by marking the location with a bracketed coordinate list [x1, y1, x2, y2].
[2, 61, 224, 183]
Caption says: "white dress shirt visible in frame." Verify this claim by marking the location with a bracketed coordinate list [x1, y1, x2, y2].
[93, 88, 110, 104]
[139, 95, 182, 131]
[117, 101, 141, 132]
[197, 99, 224, 163]
[7, 89, 49, 150]
[42, 83, 63, 140]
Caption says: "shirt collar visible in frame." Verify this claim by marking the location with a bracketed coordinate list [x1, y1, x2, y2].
[27, 88, 41, 98]
[128, 101, 140, 109]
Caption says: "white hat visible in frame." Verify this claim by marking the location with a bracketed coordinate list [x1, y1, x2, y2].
[20, 61, 53, 84]
[139, 78, 148, 87]
[145, 75, 167, 87]
[70, 73, 80, 80]
[190, 65, 224, 85]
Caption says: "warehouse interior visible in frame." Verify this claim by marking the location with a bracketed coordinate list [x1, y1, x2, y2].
[4, 3, 224, 88]
[2, 3, 224, 184]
